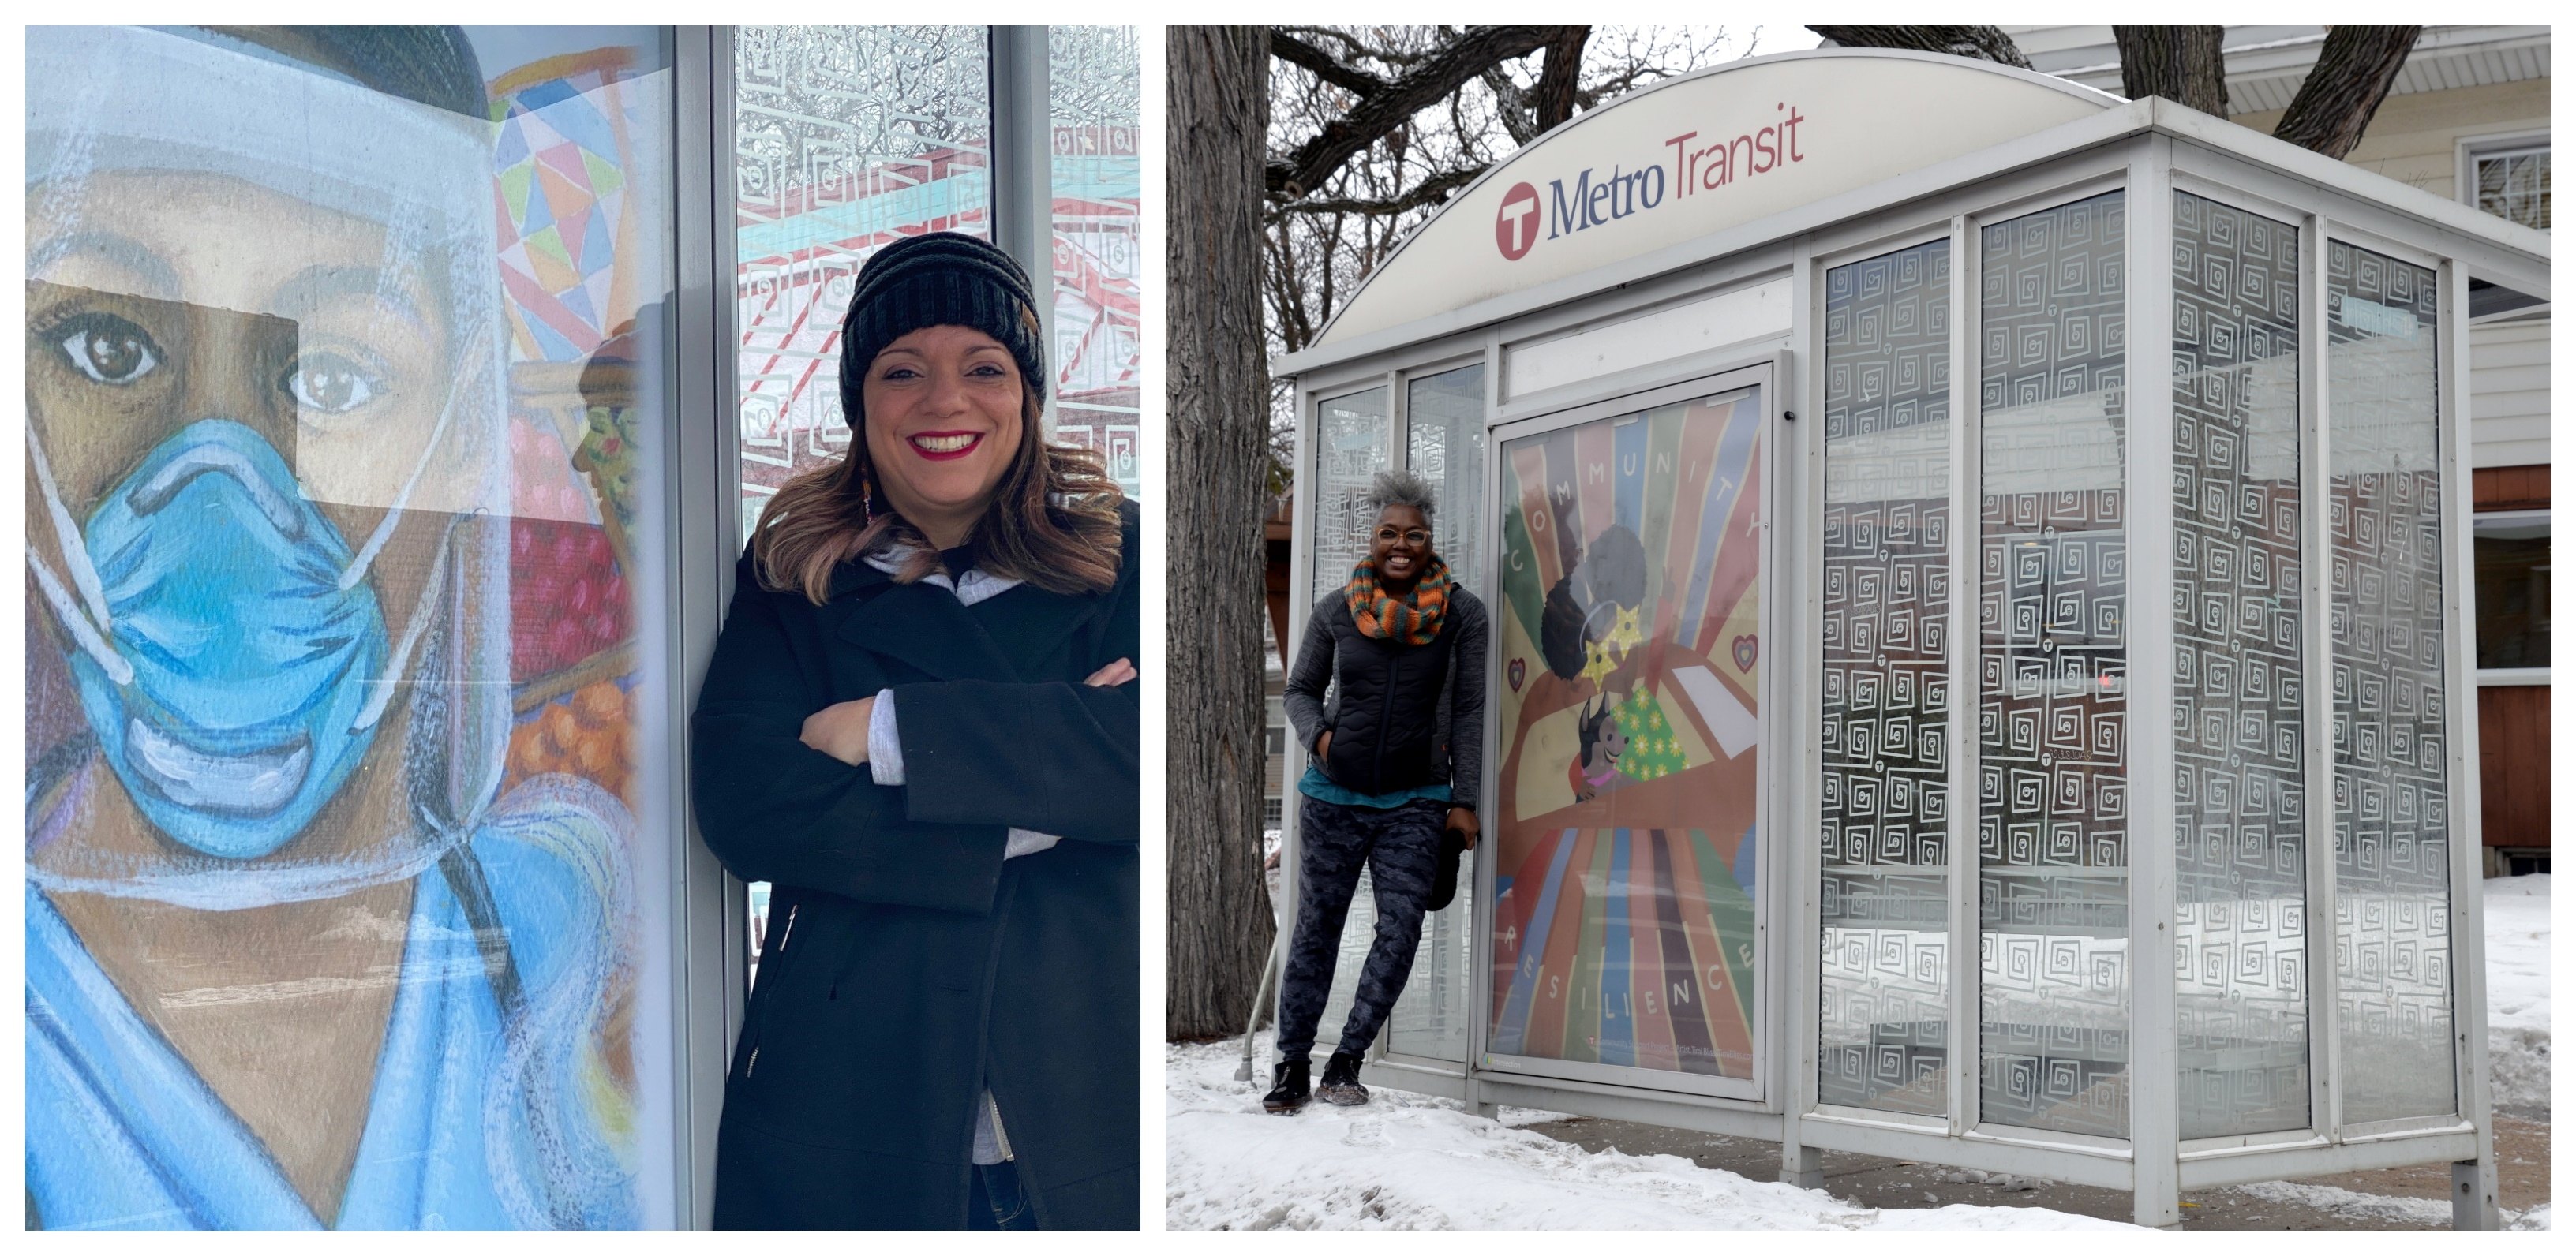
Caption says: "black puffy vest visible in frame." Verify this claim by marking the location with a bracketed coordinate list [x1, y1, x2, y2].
[1317, 601, 1457, 797]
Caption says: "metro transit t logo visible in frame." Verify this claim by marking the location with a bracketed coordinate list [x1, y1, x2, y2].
[1496, 181, 1540, 260]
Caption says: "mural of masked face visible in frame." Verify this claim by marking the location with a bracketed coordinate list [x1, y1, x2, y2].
[29, 283, 398, 860]
[26, 26, 514, 901]
[27, 171, 489, 877]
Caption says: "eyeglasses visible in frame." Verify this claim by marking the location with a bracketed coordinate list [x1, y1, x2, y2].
[1373, 528, 1432, 546]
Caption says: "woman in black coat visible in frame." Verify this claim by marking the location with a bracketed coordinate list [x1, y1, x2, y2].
[691, 234, 1139, 1230]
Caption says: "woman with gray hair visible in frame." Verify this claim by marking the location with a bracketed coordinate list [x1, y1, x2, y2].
[1267, 470, 1488, 1112]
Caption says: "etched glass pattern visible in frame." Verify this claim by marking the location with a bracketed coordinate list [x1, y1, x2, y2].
[1975, 192, 2129, 1137]
[2170, 193, 2308, 1138]
[2327, 241, 2456, 1124]
[734, 25, 992, 538]
[1819, 239, 1953, 1114]
[1312, 387, 1393, 602]
[1047, 26, 1143, 494]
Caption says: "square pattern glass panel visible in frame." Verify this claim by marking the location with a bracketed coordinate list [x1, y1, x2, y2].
[25, 24, 680, 1227]
[2327, 241, 2457, 1125]
[1818, 238, 1953, 1115]
[733, 25, 992, 540]
[1046, 26, 1143, 495]
[2170, 192, 2308, 1138]
[1486, 386, 1768, 1084]
[1975, 191, 2129, 1138]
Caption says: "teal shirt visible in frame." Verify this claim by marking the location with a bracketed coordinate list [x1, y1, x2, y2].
[1297, 764, 1451, 810]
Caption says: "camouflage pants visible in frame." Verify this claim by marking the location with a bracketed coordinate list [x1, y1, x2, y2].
[1274, 794, 1446, 1063]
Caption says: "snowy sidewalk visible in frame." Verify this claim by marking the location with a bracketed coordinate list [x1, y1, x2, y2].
[1166, 1041, 2128, 1230]
[2484, 874, 2551, 1112]
[1174, 876, 2549, 1229]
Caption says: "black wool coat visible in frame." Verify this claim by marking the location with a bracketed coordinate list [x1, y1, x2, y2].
[691, 501, 1140, 1230]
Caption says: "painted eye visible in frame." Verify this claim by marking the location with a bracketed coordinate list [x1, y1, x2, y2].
[282, 350, 385, 414]
[54, 312, 161, 385]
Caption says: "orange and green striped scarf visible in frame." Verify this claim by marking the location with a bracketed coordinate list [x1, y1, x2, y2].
[1346, 556, 1451, 645]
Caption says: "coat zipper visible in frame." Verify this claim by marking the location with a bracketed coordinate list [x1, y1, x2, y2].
[745, 903, 801, 1078]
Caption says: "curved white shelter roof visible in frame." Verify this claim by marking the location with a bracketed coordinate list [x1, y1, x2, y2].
[1312, 50, 2121, 348]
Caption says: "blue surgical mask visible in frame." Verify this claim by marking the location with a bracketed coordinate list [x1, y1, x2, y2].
[54, 419, 389, 860]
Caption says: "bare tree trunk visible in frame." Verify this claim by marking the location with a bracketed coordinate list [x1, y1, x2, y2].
[1807, 25, 2031, 69]
[1166, 26, 1278, 1041]
[2113, 26, 2227, 114]
[2272, 26, 2421, 159]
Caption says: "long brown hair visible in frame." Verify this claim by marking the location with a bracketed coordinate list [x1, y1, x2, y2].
[750, 346, 1125, 604]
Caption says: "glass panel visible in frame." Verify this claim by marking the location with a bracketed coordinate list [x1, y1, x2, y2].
[2170, 193, 2308, 1138]
[1385, 364, 1487, 1062]
[734, 24, 992, 540]
[1487, 386, 1768, 1083]
[2327, 241, 2457, 1124]
[1312, 387, 1393, 602]
[1819, 238, 1953, 1115]
[2473, 514, 2549, 668]
[1975, 191, 2129, 1138]
[1406, 364, 1490, 581]
[1307, 383, 1391, 1047]
[26, 24, 676, 1227]
[1046, 26, 1142, 495]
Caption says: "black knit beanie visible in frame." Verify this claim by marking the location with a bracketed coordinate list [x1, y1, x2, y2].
[836, 232, 1047, 428]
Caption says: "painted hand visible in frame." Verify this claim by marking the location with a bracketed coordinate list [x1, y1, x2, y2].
[799, 695, 875, 765]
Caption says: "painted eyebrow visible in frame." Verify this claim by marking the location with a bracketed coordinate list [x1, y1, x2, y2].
[27, 230, 183, 300]
[268, 263, 430, 332]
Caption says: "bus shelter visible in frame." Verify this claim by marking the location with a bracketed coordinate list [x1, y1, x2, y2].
[1269, 49, 2548, 1229]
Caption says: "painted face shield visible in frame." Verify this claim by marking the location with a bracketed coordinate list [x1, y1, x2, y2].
[25, 25, 515, 906]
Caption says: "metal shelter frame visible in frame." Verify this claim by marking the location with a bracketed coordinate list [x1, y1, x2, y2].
[1271, 65, 2548, 1229]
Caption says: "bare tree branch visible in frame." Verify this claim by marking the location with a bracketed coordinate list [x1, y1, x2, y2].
[2113, 26, 2227, 114]
[1269, 163, 1490, 221]
[1807, 25, 2031, 69]
[1271, 29, 1386, 99]
[2272, 25, 2421, 159]
[1266, 24, 1559, 199]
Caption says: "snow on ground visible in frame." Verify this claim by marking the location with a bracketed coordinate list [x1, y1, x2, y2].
[2484, 874, 2551, 1111]
[2230, 1180, 2546, 1230]
[1166, 1041, 2129, 1231]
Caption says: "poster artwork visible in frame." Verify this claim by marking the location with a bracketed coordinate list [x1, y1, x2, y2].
[1487, 387, 1766, 1080]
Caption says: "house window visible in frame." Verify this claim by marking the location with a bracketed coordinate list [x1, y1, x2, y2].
[2469, 142, 2549, 231]
[2474, 510, 2550, 675]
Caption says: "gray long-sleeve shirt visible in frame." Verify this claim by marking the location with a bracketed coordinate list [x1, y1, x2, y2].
[1282, 585, 1488, 812]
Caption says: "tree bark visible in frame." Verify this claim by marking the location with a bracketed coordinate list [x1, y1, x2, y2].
[1533, 27, 1591, 133]
[1807, 25, 2031, 69]
[2272, 26, 2421, 159]
[1166, 27, 1279, 1041]
[2113, 26, 2227, 114]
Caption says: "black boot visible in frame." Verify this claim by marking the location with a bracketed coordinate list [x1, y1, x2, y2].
[1262, 1058, 1311, 1114]
[1316, 1050, 1369, 1106]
